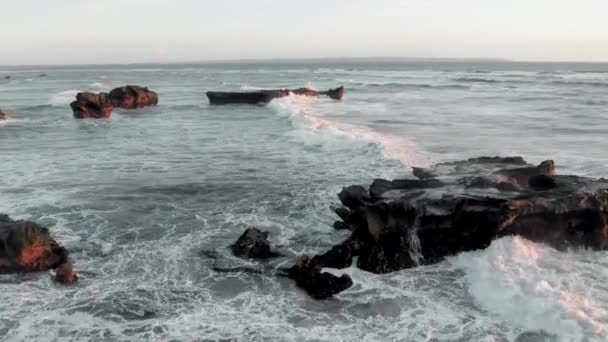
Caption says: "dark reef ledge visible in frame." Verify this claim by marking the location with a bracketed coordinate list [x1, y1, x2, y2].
[282, 156, 608, 299]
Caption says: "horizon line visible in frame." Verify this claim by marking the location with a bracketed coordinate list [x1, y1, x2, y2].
[2, 56, 608, 68]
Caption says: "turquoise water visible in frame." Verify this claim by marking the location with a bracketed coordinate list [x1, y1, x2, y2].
[0, 62, 607, 341]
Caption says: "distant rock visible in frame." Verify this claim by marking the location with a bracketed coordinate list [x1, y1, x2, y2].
[3, 76, 10, 80]
[70, 92, 113, 119]
[0, 214, 77, 284]
[231, 228, 280, 259]
[107, 85, 159, 109]
[206, 86, 344, 105]
[70, 85, 159, 119]
[0, 108, 7, 121]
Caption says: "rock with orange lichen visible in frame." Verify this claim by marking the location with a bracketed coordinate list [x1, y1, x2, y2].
[317, 157, 608, 274]
[0, 214, 77, 283]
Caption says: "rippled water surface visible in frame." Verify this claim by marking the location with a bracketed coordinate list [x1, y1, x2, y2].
[0, 62, 607, 341]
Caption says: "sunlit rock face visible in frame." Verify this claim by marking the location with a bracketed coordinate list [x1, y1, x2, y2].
[107, 85, 159, 109]
[323, 157, 608, 274]
[0, 214, 77, 284]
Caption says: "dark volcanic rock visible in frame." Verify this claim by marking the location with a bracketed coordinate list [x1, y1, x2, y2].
[0, 215, 77, 284]
[70, 92, 114, 119]
[206, 86, 344, 105]
[323, 156, 608, 276]
[287, 255, 353, 300]
[107, 85, 159, 109]
[231, 228, 279, 259]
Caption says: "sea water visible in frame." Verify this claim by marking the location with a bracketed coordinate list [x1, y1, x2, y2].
[0, 61, 607, 341]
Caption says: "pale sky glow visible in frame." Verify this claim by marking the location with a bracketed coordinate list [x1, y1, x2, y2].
[1, 0, 608, 64]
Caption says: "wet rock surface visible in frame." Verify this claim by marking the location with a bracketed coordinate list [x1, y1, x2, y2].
[286, 256, 353, 300]
[231, 228, 280, 259]
[326, 156, 608, 275]
[0, 214, 77, 284]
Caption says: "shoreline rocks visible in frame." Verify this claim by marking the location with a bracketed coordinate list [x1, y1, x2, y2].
[70, 85, 158, 119]
[0, 214, 77, 284]
[241, 156, 607, 300]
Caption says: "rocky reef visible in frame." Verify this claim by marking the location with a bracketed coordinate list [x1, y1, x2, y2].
[252, 156, 608, 299]
[206, 86, 344, 105]
[0, 214, 77, 284]
[70, 85, 158, 118]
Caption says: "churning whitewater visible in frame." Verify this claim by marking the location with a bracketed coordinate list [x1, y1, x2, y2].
[0, 62, 607, 341]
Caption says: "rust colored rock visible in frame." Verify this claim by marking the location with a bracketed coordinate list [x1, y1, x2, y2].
[0, 214, 77, 283]
[70, 92, 114, 119]
[107, 85, 159, 109]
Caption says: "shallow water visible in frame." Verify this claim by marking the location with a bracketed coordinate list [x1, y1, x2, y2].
[0, 61, 607, 341]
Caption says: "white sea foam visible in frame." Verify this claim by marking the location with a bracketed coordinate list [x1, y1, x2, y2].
[89, 82, 105, 89]
[270, 94, 431, 167]
[49, 89, 81, 106]
[449, 236, 608, 341]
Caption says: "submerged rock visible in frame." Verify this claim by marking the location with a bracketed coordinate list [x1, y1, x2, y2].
[107, 85, 159, 109]
[0, 214, 77, 284]
[70, 92, 113, 119]
[321, 157, 608, 274]
[231, 228, 280, 259]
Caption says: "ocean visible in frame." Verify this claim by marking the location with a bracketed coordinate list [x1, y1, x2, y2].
[0, 61, 607, 341]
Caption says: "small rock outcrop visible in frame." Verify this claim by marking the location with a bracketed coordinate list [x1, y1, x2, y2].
[0, 108, 7, 121]
[70, 85, 158, 118]
[70, 92, 113, 119]
[287, 255, 353, 300]
[107, 85, 159, 109]
[231, 228, 280, 259]
[0, 214, 77, 284]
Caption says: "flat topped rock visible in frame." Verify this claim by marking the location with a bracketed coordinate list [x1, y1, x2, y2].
[206, 86, 344, 105]
[321, 156, 608, 275]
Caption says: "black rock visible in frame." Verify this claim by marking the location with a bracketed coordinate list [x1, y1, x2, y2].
[287, 256, 353, 300]
[231, 228, 279, 259]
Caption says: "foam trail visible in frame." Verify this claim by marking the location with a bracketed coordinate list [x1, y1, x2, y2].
[270, 94, 431, 167]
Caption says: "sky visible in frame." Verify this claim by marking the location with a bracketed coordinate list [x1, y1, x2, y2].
[1, 0, 608, 65]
